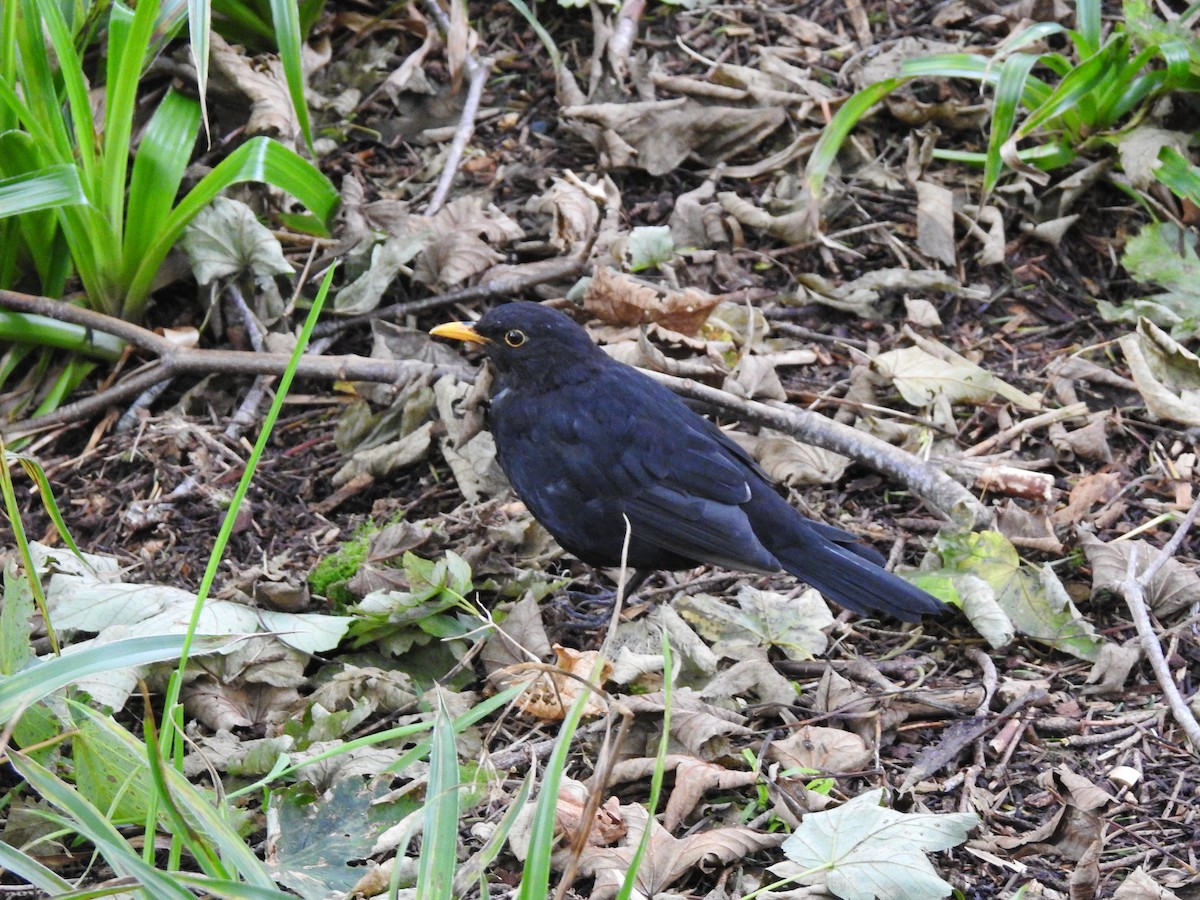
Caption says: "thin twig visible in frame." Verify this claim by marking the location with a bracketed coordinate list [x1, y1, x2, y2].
[1121, 496, 1200, 751]
[421, 0, 491, 216]
[309, 257, 586, 338]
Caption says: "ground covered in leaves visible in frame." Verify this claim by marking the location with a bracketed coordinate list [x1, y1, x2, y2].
[9, 0, 1200, 897]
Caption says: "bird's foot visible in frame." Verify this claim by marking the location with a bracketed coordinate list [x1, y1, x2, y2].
[550, 588, 618, 629]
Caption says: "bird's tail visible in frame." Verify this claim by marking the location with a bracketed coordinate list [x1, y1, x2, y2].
[755, 490, 945, 622]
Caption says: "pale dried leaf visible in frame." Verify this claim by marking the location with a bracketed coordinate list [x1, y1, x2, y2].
[769, 726, 872, 773]
[675, 585, 833, 661]
[1078, 531, 1200, 616]
[915, 180, 956, 266]
[563, 99, 786, 175]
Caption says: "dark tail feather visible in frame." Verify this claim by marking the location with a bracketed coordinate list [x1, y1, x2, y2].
[752, 488, 945, 622]
[775, 534, 945, 622]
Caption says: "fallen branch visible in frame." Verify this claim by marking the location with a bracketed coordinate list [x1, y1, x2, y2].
[0, 289, 456, 439]
[421, 0, 491, 216]
[645, 370, 991, 529]
[1, 287, 992, 531]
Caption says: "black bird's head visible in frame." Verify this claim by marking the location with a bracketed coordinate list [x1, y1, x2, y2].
[430, 302, 607, 389]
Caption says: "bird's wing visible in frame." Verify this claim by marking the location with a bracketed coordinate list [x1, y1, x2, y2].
[600, 376, 783, 573]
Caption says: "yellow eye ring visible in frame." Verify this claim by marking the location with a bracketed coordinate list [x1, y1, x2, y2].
[504, 329, 527, 348]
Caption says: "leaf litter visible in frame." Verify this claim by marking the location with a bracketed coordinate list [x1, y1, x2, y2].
[7, 0, 1200, 896]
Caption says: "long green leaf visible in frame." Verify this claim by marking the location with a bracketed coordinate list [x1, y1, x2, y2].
[187, 0, 212, 134]
[0, 311, 124, 359]
[0, 838, 74, 895]
[8, 753, 197, 899]
[0, 634, 233, 724]
[805, 77, 907, 199]
[1015, 40, 1117, 140]
[102, 0, 161, 245]
[417, 690, 461, 900]
[1154, 146, 1200, 205]
[268, 0, 313, 152]
[0, 165, 87, 216]
[123, 138, 338, 318]
[984, 53, 1040, 197]
[1074, 0, 1103, 57]
[122, 89, 202, 279]
[71, 703, 280, 889]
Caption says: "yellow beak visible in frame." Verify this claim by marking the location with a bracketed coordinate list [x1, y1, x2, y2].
[429, 321, 490, 345]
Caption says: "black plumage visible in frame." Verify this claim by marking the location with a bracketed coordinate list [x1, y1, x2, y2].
[431, 301, 944, 622]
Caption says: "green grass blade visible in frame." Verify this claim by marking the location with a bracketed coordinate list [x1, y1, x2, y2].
[187, 0, 212, 133]
[28, 357, 95, 420]
[805, 77, 906, 199]
[1074, 0, 1103, 57]
[0, 165, 87, 215]
[984, 53, 1039, 197]
[898, 52, 990, 80]
[1154, 146, 1200, 205]
[0, 311, 124, 359]
[122, 89, 202, 280]
[102, 0, 160, 242]
[0, 634, 233, 725]
[268, 0, 313, 152]
[10, 451, 88, 559]
[616, 632, 674, 900]
[503, 0, 561, 70]
[1014, 41, 1115, 139]
[0, 838, 75, 895]
[157, 264, 336, 760]
[172, 874, 297, 899]
[71, 702, 280, 889]
[417, 690, 461, 900]
[122, 138, 338, 318]
[7, 753, 198, 899]
[14, 0, 79, 165]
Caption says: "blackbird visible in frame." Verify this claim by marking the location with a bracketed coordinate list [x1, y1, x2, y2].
[431, 302, 945, 622]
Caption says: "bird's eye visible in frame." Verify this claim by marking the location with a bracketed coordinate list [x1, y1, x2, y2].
[504, 329, 527, 348]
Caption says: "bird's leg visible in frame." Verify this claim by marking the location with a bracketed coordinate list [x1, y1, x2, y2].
[553, 568, 654, 628]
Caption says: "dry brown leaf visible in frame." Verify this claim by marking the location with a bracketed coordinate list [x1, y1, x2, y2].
[995, 501, 1065, 554]
[494, 645, 611, 720]
[602, 756, 760, 831]
[620, 688, 752, 757]
[562, 99, 786, 175]
[528, 176, 602, 255]
[583, 266, 719, 334]
[769, 725, 872, 773]
[555, 777, 627, 847]
[577, 804, 784, 900]
[915, 180, 956, 266]
[1051, 472, 1121, 525]
[1078, 531, 1200, 616]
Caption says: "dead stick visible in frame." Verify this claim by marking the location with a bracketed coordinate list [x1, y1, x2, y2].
[1121, 496, 1200, 751]
[644, 370, 990, 529]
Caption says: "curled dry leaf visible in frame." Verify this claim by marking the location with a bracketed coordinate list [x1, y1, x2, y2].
[583, 265, 719, 334]
[493, 645, 611, 721]
[562, 98, 786, 176]
[577, 803, 784, 900]
[528, 175, 602, 255]
[554, 777, 627, 847]
[1119, 318, 1200, 426]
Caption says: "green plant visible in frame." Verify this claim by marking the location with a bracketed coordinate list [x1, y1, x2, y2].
[806, 0, 1200, 203]
[0, 0, 336, 417]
